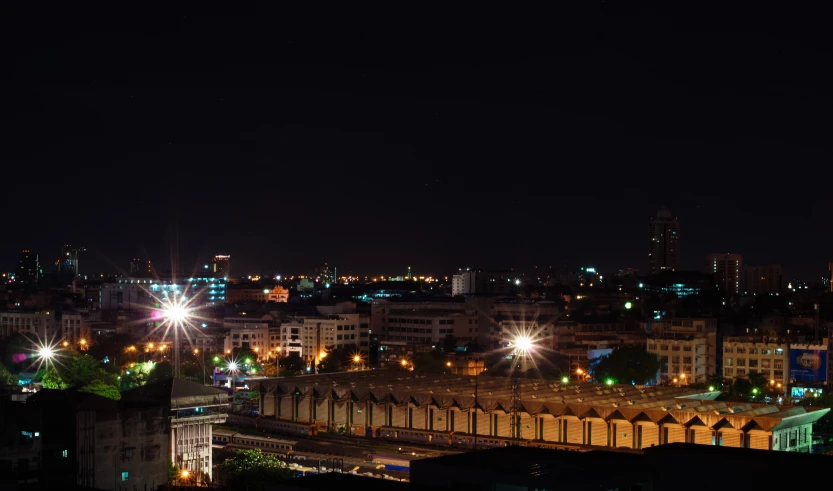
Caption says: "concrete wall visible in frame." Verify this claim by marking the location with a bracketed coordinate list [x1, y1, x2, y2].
[77, 400, 168, 491]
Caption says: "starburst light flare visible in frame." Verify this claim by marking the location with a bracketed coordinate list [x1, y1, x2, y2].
[28, 336, 64, 373]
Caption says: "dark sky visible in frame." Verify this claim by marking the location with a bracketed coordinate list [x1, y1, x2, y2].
[1, 5, 830, 280]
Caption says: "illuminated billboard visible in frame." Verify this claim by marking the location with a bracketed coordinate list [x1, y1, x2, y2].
[789, 349, 828, 382]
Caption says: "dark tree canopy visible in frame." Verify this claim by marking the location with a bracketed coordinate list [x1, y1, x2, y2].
[218, 449, 294, 488]
[590, 346, 660, 385]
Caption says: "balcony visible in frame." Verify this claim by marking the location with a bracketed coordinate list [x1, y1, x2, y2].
[170, 412, 228, 427]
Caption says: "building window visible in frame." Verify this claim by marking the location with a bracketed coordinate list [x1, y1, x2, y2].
[121, 472, 129, 481]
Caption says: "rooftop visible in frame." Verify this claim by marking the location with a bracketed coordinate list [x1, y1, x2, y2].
[258, 371, 827, 431]
[122, 377, 229, 408]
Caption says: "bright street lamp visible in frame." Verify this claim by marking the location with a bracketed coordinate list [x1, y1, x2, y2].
[38, 346, 55, 361]
[513, 336, 533, 354]
[164, 305, 188, 323]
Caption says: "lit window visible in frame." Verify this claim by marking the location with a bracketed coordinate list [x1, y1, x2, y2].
[121, 472, 129, 481]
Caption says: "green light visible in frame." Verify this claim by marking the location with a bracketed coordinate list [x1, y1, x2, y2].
[213, 356, 220, 362]
[245, 359, 251, 365]
[561, 376, 569, 384]
[708, 386, 715, 391]
[624, 302, 632, 310]
[606, 379, 614, 385]
[752, 388, 758, 395]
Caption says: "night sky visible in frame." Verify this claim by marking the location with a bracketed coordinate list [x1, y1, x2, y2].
[1, 5, 830, 279]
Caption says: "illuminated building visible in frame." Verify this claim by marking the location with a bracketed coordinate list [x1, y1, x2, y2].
[645, 318, 718, 383]
[0, 310, 60, 340]
[226, 284, 289, 303]
[708, 253, 742, 295]
[60, 244, 83, 277]
[222, 315, 279, 353]
[722, 336, 788, 385]
[279, 313, 369, 364]
[257, 371, 828, 452]
[100, 277, 226, 310]
[648, 207, 679, 275]
[211, 255, 230, 278]
[452, 269, 477, 296]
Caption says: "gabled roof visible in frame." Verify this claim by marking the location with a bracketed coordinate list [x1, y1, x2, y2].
[122, 377, 229, 408]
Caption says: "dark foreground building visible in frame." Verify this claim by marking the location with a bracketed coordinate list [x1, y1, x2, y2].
[269, 443, 833, 491]
[21, 388, 169, 491]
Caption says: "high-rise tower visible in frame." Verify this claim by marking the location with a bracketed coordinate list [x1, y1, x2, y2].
[16, 249, 41, 284]
[211, 255, 230, 278]
[648, 206, 680, 275]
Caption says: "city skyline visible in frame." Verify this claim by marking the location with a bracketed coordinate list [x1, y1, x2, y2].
[2, 5, 830, 279]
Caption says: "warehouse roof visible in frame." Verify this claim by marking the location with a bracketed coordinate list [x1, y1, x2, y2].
[258, 371, 828, 431]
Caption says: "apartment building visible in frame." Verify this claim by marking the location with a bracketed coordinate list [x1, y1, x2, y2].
[648, 336, 710, 383]
[723, 336, 788, 384]
[222, 315, 277, 353]
[279, 313, 369, 364]
[644, 318, 718, 380]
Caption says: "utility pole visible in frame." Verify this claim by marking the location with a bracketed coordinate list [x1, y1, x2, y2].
[510, 369, 521, 443]
[473, 356, 481, 450]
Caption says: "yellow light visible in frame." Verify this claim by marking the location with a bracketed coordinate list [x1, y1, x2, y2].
[401, 359, 408, 366]
[62, 341, 68, 347]
[319, 352, 327, 359]
[193, 349, 199, 354]
[181, 470, 190, 478]
[79, 339, 86, 345]
[254, 347, 259, 352]
[680, 373, 685, 379]
[353, 355, 361, 363]
[770, 379, 775, 385]
[446, 361, 452, 367]
[576, 368, 583, 374]
[149, 343, 154, 349]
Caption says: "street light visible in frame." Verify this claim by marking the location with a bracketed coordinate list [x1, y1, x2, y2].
[38, 346, 54, 360]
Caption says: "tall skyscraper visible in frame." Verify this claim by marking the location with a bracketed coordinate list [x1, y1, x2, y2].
[708, 253, 742, 294]
[743, 264, 783, 295]
[648, 206, 680, 275]
[16, 249, 41, 284]
[211, 255, 230, 278]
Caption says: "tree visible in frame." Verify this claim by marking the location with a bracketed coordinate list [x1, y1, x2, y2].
[0, 363, 18, 386]
[64, 354, 102, 387]
[706, 374, 727, 392]
[443, 334, 459, 354]
[2, 333, 34, 371]
[79, 379, 121, 400]
[412, 351, 448, 374]
[147, 361, 173, 384]
[120, 362, 152, 390]
[42, 369, 68, 389]
[590, 346, 660, 385]
[280, 353, 304, 374]
[218, 449, 294, 489]
[317, 347, 352, 373]
[168, 460, 181, 482]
